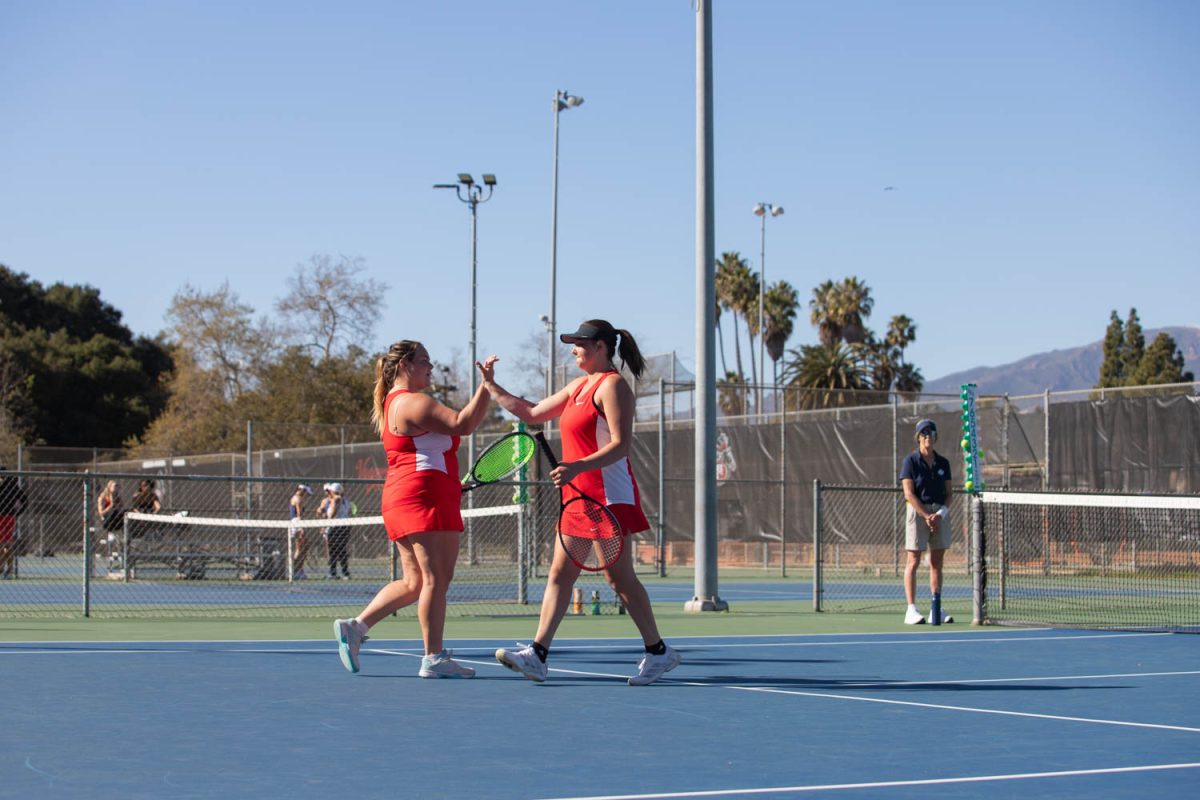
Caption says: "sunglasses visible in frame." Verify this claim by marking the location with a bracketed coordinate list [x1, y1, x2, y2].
[919, 429, 938, 438]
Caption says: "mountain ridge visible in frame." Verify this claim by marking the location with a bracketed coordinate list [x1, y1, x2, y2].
[924, 326, 1200, 396]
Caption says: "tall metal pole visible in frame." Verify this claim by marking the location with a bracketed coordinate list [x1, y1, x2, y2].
[548, 92, 561, 417]
[687, 0, 726, 612]
[469, 195, 478, 470]
[758, 210, 766, 417]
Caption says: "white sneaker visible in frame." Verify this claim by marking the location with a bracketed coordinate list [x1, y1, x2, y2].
[495, 645, 548, 683]
[419, 649, 475, 679]
[938, 612, 955, 624]
[628, 644, 681, 686]
[904, 605, 926, 625]
[334, 618, 369, 674]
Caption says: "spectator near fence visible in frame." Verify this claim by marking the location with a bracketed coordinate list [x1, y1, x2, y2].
[0, 464, 28, 579]
[288, 484, 313, 580]
[128, 479, 162, 539]
[97, 481, 125, 533]
[324, 482, 352, 580]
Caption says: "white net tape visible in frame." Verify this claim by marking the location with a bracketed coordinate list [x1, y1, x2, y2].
[123, 503, 524, 531]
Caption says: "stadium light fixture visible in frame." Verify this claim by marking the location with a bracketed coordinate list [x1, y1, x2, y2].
[754, 202, 785, 417]
[547, 89, 585, 434]
[434, 172, 497, 468]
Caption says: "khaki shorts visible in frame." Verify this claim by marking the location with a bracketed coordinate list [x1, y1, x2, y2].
[905, 503, 951, 552]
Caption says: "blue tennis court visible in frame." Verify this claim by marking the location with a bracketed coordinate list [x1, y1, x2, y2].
[3, 628, 1197, 799]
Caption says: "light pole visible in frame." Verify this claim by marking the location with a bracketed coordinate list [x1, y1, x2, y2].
[752, 202, 784, 416]
[435, 173, 497, 467]
[548, 89, 583, 431]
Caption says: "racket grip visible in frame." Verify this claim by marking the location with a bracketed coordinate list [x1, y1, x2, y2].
[534, 432, 560, 468]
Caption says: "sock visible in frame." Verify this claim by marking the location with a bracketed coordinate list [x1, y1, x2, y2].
[645, 640, 667, 656]
[531, 641, 549, 662]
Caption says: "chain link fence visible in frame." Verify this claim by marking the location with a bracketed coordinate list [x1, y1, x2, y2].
[812, 484, 973, 620]
[0, 471, 658, 618]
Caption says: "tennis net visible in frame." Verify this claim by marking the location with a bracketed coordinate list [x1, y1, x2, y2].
[976, 491, 1200, 632]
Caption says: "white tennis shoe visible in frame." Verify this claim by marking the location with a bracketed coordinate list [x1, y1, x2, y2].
[495, 645, 548, 682]
[628, 645, 681, 686]
[419, 649, 476, 679]
[904, 605, 926, 625]
[334, 618, 369, 674]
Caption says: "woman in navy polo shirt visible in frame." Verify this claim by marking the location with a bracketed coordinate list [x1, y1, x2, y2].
[899, 419, 953, 624]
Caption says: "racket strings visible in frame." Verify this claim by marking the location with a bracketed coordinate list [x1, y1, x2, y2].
[472, 434, 535, 483]
[561, 497, 623, 570]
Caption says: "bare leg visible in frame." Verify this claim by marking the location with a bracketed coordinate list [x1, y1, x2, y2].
[408, 531, 460, 655]
[533, 539, 582, 648]
[293, 531, 309, 573]
[604, 542, 662, 645]
[357, 541, 422, 628]
[904, 550, 922, 605]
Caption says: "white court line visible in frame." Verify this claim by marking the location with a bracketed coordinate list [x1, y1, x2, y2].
[379, 650, 1200, 733]
[534, 762, 1200, 800]
[725, 685, 1200, 733]
[815, 669, 1200, 688]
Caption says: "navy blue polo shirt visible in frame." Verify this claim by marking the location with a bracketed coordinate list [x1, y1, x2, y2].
[899, 451, 952, 505]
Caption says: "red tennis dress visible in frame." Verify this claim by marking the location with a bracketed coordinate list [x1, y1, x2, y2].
[379, 389, 464, 540]
[559, 372, 650, 537]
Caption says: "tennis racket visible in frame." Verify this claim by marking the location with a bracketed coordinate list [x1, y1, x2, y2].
[534, 432, 624, 571]
[460, 431, 537, 493]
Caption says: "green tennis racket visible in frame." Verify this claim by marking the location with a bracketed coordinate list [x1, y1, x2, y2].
[461, 431, 537, 493]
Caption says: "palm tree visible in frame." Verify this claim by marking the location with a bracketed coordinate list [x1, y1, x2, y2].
[832, 276, 874, 345]
[808, 279, 841, 347]
[893, 362, 925, 400]
[714, 294, 728, 379]
[782, 342, 871, 410]
[715, 252, 756, 384]
[885, 314, 916, 356]
[763, 280, 799, 388]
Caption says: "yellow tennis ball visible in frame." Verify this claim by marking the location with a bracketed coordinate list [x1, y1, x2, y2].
[964, 480, 974, 492]
[960, 439, 970, 451]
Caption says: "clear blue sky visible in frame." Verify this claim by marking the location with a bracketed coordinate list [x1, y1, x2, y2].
[3, 1, 1197, 386]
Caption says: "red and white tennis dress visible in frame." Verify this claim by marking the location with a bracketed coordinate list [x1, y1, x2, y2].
[559, 372, 650, 537]
[380, 389, 464, 540]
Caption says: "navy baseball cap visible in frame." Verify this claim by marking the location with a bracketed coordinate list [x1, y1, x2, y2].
[915, 419, 937, 435]
[560, 323, 603, 343]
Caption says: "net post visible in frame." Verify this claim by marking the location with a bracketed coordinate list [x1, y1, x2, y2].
[515, 421, 529, 604]
[122, 515, 131, 583]
[82, 476, 92, 617]
[286, 528, 295, 583]
[657, 378, 667, 578]
[971, 492, 986, 626]
[812, 478, 822, 612]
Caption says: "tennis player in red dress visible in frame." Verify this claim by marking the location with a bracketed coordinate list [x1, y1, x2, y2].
[334, 340, 497, 678]
[486, 319, 681, 686]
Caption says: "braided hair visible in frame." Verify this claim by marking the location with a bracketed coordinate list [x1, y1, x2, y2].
[371, 340, 422, 434]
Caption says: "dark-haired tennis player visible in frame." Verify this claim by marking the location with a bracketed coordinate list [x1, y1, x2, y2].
[334, 341, 497, 678]
[486, 320, 680, 686]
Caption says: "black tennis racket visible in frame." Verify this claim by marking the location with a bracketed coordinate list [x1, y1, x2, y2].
[461, 431, 537, 493]
[534, 432, 624, 571]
